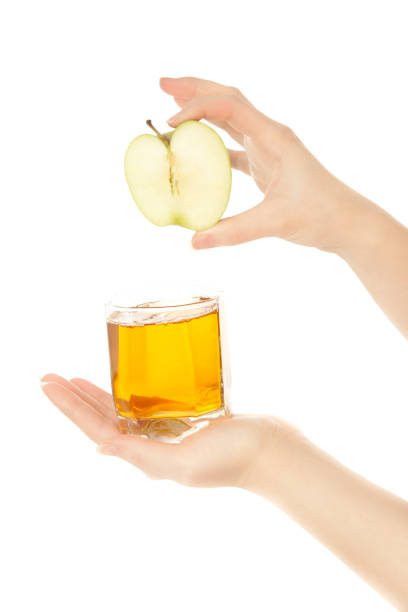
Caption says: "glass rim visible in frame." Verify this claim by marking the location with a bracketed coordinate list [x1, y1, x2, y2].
[106, 294, 218, 311]
[105, 288, 224, 316]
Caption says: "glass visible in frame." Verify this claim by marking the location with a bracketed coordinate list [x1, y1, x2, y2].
[106, 290, 231, 441]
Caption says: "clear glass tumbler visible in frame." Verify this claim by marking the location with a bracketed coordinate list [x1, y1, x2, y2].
[106, 290, 231, 441]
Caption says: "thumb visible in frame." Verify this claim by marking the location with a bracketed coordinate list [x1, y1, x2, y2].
[192, 201, 270, 249]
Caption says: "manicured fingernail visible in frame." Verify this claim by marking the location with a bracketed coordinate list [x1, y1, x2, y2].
[97, 444, 119, 456]
[40, 380, 49, 389]
[192, 233, 214, 249]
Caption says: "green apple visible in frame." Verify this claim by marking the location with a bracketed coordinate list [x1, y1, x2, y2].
[124, 120, 231, 231]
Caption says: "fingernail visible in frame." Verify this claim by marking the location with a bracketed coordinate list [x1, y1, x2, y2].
[97, 444, 119, 456]
[192, 233, 214, 249]
[40, 380, 49, 389]
[167, 114, 180, 126]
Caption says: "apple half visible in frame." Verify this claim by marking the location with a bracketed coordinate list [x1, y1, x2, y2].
[124, 120, 231, 231]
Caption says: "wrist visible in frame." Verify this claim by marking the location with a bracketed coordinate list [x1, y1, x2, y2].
[237, 417, 305, 498]
[327, 188, 400, 260]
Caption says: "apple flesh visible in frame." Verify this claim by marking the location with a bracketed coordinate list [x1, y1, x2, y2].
[124, 120, 231, 231]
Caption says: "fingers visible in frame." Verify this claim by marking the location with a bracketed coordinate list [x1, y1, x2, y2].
[167, 95, 266, 141]
[162, 77, 253, 145]
[228, 149, 250, 174]
[173, 96, 189, 107]
[98, 435, 187, 481]
[161, 76, 283, 146]
[171, 95, 246, 146]
[191, 202, 271, 249]
[41, 373, 115, 420]
[41, 381, 117, 444]
[41, 373, 75, 389]
[160, 76, 251, 105]
[70, 378, 115, 417]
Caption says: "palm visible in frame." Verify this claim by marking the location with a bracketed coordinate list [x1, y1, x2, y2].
[41, 374, 271, 488]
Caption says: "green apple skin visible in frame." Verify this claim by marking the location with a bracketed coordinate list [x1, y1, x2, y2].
[124, 120, 232, 232]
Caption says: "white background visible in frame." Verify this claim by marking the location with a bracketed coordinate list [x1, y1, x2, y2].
[1, 1, 407, 610]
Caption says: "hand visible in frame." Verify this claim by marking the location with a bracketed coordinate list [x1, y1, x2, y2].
[40, 374, 294, 487]
[40, 374, 408, 607]
[160, 76, 376, 252]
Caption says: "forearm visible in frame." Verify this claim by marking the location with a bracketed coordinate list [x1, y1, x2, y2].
[334, 192, 408, 339]
[242, 427, 408, 609]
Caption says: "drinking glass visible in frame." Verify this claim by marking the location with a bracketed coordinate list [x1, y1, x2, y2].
[106, 290, 231, 441]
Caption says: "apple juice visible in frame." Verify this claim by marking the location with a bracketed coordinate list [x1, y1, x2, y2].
[107, 301, 224, 420]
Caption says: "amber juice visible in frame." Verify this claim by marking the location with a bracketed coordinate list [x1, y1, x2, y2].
[107, 298, 224, 421]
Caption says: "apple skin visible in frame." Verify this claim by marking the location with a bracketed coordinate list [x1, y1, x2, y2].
[124, 120, 232, 232]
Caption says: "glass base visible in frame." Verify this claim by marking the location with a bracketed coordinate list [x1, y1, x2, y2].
[116, 406, 230, 443]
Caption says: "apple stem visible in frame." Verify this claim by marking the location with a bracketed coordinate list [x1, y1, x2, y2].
[146, 120, 169, 145]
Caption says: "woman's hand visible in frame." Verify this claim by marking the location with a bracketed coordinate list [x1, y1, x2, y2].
[40, 373, 293, 488]
[40, 373, 408, 608]
[160, 76, 374, 252]
[161, 76, 408, 339]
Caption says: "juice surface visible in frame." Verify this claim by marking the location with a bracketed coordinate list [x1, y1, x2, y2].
[107, 309, 222, 419]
